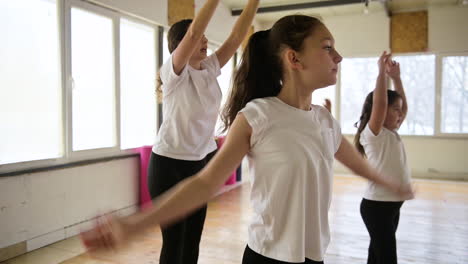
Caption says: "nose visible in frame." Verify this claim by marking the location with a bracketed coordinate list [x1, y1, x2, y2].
[202, 35, 208, 44]
[334, 50, 343, 64]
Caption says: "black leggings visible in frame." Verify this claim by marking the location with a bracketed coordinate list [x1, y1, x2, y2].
[242, 245, 324, 264]
[147, 151, 216, 264]
[360, 198, 404, 264]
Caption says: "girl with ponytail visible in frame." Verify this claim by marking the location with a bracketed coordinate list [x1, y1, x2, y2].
[355, 53, 413, 264]
[81, 15, 413, 264]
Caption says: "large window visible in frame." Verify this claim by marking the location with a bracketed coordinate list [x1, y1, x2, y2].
[340, 55, 436, 135]
[393, 55, 435, 135]
[441, 55, 468, 134]
[0, 0, 62, 165]
[71, 7, 116, 151]
[340, 57, 379, 134]
[120, 18, 157, 149]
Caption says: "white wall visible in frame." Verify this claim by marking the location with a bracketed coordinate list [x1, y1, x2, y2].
[324, 11, 390, 57]
[335, 136, 468, 181]
[0, 158, 139, 251]
[90, 0, 167, 25]
[429, 5, 468, 53]
[195, 0, 237, 44]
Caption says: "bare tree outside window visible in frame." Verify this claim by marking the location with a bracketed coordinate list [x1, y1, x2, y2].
[340, 57, 379, 134]
[393, 55, 435, 135]
[441, 56, 468, 133]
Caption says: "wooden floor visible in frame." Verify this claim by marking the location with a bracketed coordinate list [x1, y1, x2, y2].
[3, 175, 468, 264]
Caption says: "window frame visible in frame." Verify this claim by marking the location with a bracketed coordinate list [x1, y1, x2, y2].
[0, 0, 162, 175]
[436, 51, 468, 138]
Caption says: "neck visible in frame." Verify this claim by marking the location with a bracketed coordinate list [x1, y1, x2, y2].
[188, 57, 203, 70]
[277, 79, 312, 111]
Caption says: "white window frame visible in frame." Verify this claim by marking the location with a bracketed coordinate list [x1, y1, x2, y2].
[435, 51, 468, 138]
[338, 52, 468, 139]
[0, 0, 162, 175]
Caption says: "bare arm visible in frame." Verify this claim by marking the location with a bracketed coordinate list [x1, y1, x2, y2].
[81, 114, 252, 251]
[368, 51, 391, 135]
[172, 0, 220, 75]
[215, 0, 260, 68]
[387, 61, 408, 121]
[129, 114, 251, 230]
[334, 137, 401, 190]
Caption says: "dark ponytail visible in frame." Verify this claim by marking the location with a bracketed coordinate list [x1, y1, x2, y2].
[221, 30, 281, 131]
[221, 15, 323, 132]
[354, 90, 402, 156]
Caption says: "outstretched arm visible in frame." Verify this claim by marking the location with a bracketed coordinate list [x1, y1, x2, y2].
[368, 51, 391, 135]
[172, 0, 220, 75]
[387, 60, 408, 122]
[215, 0, 260, 68]
[335, 137, 414, 198]
[81, 114, 252, 252]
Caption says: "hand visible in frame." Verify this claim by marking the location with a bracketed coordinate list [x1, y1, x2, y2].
[377, 51, 392, 75]
[386, 59, 401, 80]
[323, 98, 332, 113]
[397, 182, 416, 200]
[384, 176, 415, 200]
[80, 214, 130, 253]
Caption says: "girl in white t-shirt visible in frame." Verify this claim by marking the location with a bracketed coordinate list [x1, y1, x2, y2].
[81, 16, 413, 264]
[148, 0, 259, 263]
[354, 53, 413, 264]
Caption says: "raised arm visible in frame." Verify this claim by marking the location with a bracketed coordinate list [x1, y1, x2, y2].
[172, 0, 220, 75]
[81, 113, 252, 251]
[215, 0, 260, 68]
[334, 137, 414, 198]
[368, 51, 391, 135]
[387, 60, 408, 122]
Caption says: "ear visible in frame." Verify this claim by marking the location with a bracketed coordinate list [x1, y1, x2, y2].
[284, 49, 303, 70]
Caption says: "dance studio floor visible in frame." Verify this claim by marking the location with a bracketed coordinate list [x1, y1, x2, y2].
[2, 174, 467, 264]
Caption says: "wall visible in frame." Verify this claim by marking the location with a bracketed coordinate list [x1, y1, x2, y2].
[323, 11, 390, 57]
[335, 135, 468, 181]
[195, 0, 237, 44]
[0, 157, 139, 260]
[428, 5, 468, 53]
[90, 0, 167, 25]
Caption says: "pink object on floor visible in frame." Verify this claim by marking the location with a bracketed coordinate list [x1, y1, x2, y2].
[134, 145, 153, 210]
[216, 136, 237, 185]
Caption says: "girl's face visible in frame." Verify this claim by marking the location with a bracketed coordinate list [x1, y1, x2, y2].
[191, 34, 208, 62]
[384, 98, 403, 130]
[295, 25, 342, 89]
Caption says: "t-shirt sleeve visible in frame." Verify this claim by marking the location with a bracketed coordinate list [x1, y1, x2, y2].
[331, 117, 342, 154]
[360, 124, 384, 145]
[159, 54, 189, 95]
[239, 101, 269, 147]
[201, 53, 221, 77]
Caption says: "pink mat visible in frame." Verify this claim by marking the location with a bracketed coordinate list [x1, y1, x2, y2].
[136, 139, 236, 210]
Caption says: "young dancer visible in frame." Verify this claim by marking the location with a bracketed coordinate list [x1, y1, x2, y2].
[81, 16, 413, 264]
[354, 53, 413, 264]
[147, 0, 259, 263]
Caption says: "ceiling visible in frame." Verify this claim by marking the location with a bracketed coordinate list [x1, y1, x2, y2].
[221, 0, 464, 25]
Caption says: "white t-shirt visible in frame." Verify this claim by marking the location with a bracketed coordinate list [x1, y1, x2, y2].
[153, 53, 222, 160]
[360, 125, 412, 201]
[240, 97, 342, 262]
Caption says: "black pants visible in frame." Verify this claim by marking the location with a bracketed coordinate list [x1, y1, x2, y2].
[242, 245, 324, 264]
[147, 151, 216, 264]
[360, 198, 404, 264]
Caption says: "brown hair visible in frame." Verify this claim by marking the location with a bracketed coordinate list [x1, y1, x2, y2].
[221, 15, 324, 132]
[354, 90, 402, 156]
